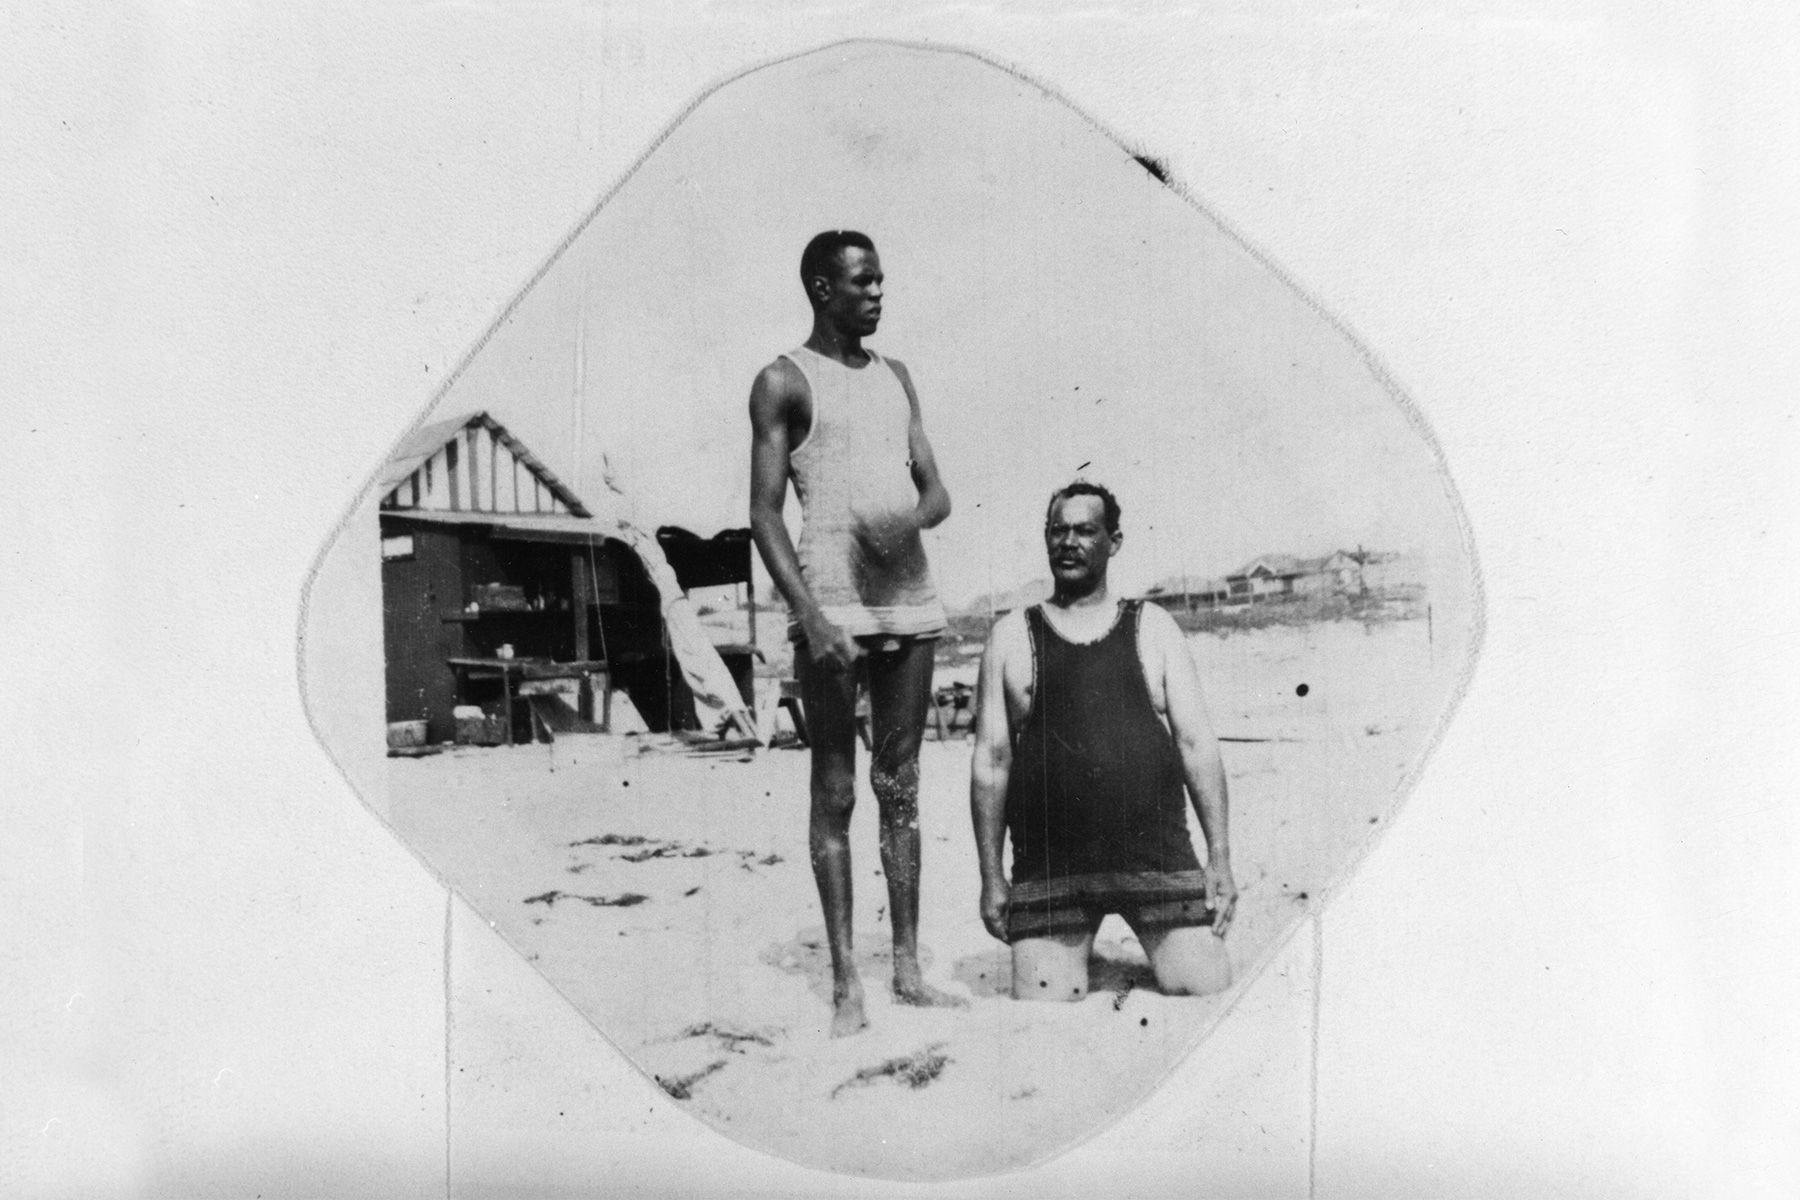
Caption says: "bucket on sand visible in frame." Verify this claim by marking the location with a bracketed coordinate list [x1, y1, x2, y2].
[387, 720, 428, 748]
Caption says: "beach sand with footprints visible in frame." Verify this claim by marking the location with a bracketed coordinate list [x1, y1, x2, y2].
[388, 618, 1449, 1178]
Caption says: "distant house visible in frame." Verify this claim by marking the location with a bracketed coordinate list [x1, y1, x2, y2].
[1224, 551, 1369, 604]
[1292, 550, 1363, 596]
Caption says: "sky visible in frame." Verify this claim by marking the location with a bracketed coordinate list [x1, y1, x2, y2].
[429, 42, 1470, 608]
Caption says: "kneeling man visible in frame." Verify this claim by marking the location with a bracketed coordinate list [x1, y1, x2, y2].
[970, 482, 1238, 1000]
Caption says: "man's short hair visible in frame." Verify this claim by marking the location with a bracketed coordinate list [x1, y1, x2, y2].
[1045, 480, 1122, 534]
[800, 230, 875, 299]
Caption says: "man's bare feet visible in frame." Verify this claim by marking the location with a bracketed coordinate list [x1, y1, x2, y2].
[891, 968, 969, 1009]
[831, 980, 869, 1037]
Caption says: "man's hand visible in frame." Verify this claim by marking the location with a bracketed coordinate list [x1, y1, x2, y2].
[979, 876, 1011, 942]
[1204, 859, 1238, 937]
[802, 616, 863, 672]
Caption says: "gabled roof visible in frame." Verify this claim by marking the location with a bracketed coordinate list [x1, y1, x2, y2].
[1227, 551, 1364, 580]
[1229, 553, 1305, 579]
[380, 411, 590, 518]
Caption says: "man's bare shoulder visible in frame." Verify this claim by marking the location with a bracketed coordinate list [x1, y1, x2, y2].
[750, 356, 809, 421]
[754, 355, 808, 395]
[1137, 600, 1184, 643]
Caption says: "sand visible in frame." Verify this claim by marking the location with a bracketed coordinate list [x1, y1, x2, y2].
[388, 618, 1451, 1179]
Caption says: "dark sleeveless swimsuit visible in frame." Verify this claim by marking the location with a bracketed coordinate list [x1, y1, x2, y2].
[1003, 600, 1214, 941]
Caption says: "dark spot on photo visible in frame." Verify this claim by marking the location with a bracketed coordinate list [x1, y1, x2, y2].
[1296, 683, 1310, 697]
[1133, 152, 1170, 184]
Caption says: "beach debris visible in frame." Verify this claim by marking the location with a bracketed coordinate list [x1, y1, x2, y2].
[523, 890, 650, 908]
[569, 834, 745, 863]
[831, 1044, 950, 1098]
[656, 1059, 728, 1100]
[665, 1022, 775, 1053]
[621, 841, 717, 862]
[620, 845, 680, 862]
[568, 833, 650, 847]
[683, 886, 702, 897]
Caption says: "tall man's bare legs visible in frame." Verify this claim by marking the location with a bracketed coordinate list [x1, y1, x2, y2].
[800, 638, 963, 1037]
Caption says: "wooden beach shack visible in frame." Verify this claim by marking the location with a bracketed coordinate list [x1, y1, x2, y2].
[378, 411, 753, 746]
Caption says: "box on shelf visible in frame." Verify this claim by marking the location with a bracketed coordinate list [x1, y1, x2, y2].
[453, 703, 507, 745]
[468, 582, 529, 611]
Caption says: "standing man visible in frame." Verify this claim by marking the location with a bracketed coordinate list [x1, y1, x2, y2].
[970, 482, 1239, 1001]
[749, 230, 964, 1036]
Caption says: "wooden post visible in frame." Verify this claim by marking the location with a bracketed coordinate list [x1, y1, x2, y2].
[466, 427, 482, 510]
[500, 665, 514, 746]
[571, 550, 593, 721]
[445, 437, 460, 511]
[746, 574, 757, 657]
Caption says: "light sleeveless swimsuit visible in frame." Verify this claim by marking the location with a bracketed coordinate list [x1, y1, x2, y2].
[781, 345, 947, 642]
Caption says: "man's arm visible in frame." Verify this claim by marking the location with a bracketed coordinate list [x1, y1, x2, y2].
[970, 614, 1021, 941]
[748, 362, 859, 669]
[1145, 605, 1238, 935]
[886, 359, 951, 529]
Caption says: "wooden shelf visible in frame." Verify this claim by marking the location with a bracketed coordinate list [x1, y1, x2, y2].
[441, 608, 567, 622]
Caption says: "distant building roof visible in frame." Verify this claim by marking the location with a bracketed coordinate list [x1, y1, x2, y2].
[1227, 551, 1363, 580]
[380, 410, 590, 518]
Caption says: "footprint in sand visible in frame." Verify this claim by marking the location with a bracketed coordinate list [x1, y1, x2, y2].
[950, 949, 1011, 998]
[761, 928, 942, 1001]
[951, 942, 1154, 1000]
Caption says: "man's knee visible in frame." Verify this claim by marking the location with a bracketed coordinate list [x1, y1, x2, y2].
[1010, 939, 1091, 1002]
[810, 772, 856, 822]
[868, 757, 920, 823]
[872, 723, 924, 768]
[1146, 927, 1232, 996]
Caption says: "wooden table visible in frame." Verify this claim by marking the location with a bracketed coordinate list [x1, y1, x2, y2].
[446, 657, 610, 745]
